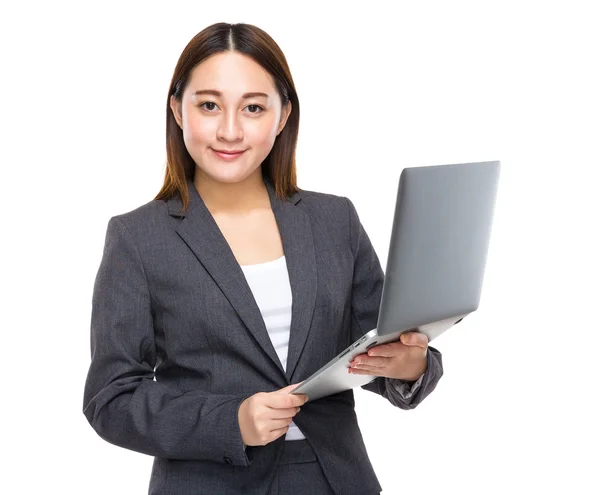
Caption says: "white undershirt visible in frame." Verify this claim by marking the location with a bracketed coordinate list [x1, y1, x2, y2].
[239, 255, 306, 441]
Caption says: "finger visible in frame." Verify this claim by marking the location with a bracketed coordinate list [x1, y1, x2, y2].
[277, 383, 302, 393]
[349, 361, 386, 372]
[351, 355, 389, 368]
[267, 406, 301, 419]
[348, 367, 382, 376]
[280, 383, 309, 403]
[366, 343, 403, 358]
[269, 391, 307, 408]
[400, 332, 429, 348]
[270, 418, 294, 430]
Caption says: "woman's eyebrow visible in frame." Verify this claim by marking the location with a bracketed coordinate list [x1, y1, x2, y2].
[193, 89, 269, 99]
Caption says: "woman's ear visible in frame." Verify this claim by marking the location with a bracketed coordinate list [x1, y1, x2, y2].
[277, 101, 292, 135]
[170, 95, 183, 129]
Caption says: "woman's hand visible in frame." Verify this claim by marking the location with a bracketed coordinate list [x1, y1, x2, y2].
[348, 331, 428, 381]
[238, 384, 308, 447]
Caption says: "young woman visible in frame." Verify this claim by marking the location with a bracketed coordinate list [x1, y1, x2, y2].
[82, 22, 443, 495]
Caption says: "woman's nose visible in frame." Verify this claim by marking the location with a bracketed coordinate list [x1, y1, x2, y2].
[216, 110, 244, 141]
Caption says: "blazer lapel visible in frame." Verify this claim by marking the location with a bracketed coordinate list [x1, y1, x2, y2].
[267, 181, 318, 382]
[168, 176, 317, 383]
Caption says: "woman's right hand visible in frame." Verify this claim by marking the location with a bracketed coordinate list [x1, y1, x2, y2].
[238, 384, 309, 447]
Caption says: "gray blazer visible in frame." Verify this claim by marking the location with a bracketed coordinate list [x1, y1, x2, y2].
[82, 176, 443, 494]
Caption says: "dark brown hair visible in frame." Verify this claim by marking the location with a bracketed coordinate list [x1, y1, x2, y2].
[154, 22, 300, 214]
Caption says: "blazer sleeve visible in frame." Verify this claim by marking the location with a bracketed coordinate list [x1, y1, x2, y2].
[82, 216, 253, 466]
[344, 197, 444, 410]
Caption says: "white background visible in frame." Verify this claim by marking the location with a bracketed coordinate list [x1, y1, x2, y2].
[2, 1, 599, 493]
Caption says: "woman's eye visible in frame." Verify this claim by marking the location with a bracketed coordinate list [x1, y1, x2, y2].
[199, 102, 218, 111]
[245, 104, 264, 114]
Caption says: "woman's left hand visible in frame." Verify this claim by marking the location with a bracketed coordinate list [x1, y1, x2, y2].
[348, 331, 428, 381]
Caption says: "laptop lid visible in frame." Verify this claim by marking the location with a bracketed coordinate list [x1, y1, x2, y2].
[376, 160, 501, 336]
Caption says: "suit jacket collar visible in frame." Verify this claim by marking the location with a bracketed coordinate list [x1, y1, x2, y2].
[166, 176, 316, 384]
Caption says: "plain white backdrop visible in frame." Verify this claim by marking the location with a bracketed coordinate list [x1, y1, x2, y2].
[2, 1, 599, 493]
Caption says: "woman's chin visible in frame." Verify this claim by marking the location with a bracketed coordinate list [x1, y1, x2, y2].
[197, 166, 258, 184]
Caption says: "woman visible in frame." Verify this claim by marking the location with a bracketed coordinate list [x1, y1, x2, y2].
[82, 22, 443, 495]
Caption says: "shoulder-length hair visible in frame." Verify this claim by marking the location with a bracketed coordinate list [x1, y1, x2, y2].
[154, 22, 300, 214]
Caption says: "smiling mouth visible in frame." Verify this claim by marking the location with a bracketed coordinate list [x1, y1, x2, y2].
[212, 148, 247, 160]
[212, 149, 246, 154]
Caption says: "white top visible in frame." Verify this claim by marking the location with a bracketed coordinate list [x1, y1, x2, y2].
[239, 255, 305, 441]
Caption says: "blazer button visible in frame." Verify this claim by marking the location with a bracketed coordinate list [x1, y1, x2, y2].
[223, 456, 232, 465]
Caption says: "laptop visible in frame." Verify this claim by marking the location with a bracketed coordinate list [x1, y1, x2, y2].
[291, 160, 501, 401]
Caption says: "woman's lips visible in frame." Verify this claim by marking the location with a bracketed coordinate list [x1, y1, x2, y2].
[212, 149, 246, 160]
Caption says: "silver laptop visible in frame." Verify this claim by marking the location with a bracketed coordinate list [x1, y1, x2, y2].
[291, 160, 501, 401]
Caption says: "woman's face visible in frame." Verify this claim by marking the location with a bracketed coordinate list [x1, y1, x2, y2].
[170, 51, 292, 185]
